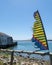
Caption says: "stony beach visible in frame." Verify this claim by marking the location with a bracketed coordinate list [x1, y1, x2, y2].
[0, 52, 50, 65]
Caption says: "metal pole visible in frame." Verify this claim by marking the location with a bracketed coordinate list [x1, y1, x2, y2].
[50, 54, 52, 65]
[10, 51, 14, 65]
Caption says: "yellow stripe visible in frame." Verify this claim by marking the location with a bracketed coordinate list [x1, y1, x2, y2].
[39, 41, 46, 44]
[35, 36, 45, 39]
[33, 29, 43, 32]
[34, 34, 44, 37]
[35, 18, 40, 21]
[34, 22, 42, 27]
[35, 16, 40, 18]
[34, 29, 44, 33]
[35, 30, 43, 33]
[39, 40, 46, 43]
[33, 36, 47, 44]
[37, 37, 46, 40]
[34, 25, 42, 29]
[34, 21, 41, 25]
[33, 34, 45, 37]
[42, 42, 47, 45]
[35, 32, 44, 34]
[35, 38, 46, 42]
[34, 34, 43, 36]
[35, 24, 42, 27]
[34, 36, 46, 42]
[38, 38, 46, 40]
[33, 28, 42, 31]
[34, 34, 45, 37]
[35, 27, 42, 29]
[35, 27, 43, 30]
[35, 16, 41, 21]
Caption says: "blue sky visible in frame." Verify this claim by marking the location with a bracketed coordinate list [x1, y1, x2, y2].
[0, 0, 52, 40]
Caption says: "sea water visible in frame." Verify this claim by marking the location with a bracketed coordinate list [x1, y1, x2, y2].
[11, 40, 52, 52]
[10, 40, 52, 60]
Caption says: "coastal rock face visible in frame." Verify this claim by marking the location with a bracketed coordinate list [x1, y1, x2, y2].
[0, 32, 13, 45]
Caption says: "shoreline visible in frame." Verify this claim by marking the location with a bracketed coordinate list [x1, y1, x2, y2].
[0, 52, 50, 65]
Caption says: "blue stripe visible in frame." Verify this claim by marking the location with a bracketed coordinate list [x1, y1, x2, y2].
[32, 37, 47, 50]
[32, 37, 36, 42]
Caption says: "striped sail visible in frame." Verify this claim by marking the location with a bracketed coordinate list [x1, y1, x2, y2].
[32, 10, 48, 50]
